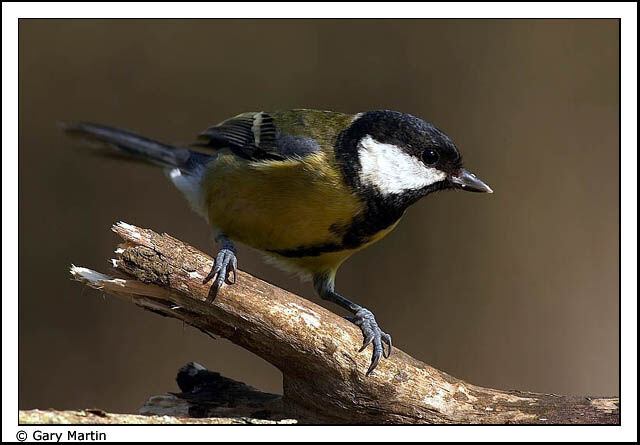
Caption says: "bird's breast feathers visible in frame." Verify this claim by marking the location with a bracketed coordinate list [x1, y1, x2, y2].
[201, 145, 401, 277]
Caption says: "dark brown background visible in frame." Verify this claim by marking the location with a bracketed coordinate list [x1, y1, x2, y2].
[19, 19, 619, 414]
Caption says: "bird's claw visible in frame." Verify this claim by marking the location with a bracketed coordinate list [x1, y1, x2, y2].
[348, 308, 392, 375]
[203, 247, 238, 300]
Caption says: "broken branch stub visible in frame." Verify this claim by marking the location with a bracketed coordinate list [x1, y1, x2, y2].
[69, 222, 619, 424]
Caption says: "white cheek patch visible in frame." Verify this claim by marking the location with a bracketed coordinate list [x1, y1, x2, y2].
[357, 135, 446, 195]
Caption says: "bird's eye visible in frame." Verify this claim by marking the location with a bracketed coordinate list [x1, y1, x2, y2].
[422, 149, 439, 165]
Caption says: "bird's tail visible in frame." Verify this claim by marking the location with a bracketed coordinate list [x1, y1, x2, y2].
[60, 122, 194, 169]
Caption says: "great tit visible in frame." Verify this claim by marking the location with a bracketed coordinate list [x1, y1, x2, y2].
[63, 109, 492, 375]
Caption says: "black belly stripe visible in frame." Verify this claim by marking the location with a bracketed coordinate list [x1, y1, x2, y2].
[268, 242, 345, 258]
[269, 203, 406, 259]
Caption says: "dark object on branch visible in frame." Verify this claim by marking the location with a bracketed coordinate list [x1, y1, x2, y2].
[67, 222, 619, 425]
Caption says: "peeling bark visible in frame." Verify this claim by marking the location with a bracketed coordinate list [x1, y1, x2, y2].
[66, 222, 619, 424]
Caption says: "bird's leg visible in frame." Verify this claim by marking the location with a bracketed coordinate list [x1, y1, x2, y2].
[203, 233, 238, 300]
[314, 276, 392, 375]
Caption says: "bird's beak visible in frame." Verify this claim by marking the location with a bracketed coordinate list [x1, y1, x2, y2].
[449, 169, 493, 193]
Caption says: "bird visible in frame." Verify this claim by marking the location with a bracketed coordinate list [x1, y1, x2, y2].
[62, 109, 493, 375]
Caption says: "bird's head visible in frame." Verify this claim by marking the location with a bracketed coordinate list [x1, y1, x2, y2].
[336, 110, 492, 207]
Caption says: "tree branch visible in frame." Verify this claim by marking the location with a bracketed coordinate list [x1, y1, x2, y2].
[67, 222, 619, 424]
[18, 409, 296, 425]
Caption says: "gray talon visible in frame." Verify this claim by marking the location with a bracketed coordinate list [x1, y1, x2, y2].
[382, 333, 393, 359]
[229, 255, 238, 283]
[203, 246, 238, 300]
[349, 308, 392, 375]
[359, 331, 374, 352]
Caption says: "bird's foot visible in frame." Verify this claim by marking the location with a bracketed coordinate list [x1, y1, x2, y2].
[203, 245, 237, 300]
[347, 308, 392, 376]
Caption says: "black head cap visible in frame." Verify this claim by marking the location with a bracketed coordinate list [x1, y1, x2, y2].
[352, 111, 462, 174]
[336, 110, 492, 200]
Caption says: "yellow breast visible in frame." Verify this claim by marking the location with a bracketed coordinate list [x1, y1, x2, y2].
[201, 148, 402, 278]
[203, 149, 360, 247]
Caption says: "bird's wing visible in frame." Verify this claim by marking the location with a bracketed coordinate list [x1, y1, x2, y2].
[193, 110, 355, 161]
[194, 112, 283, 161]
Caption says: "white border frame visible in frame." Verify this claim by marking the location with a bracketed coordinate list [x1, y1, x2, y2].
[3, 2, 636, 442]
